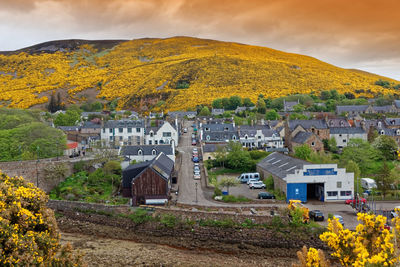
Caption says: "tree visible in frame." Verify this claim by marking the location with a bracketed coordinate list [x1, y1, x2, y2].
[320, 90, 331, 100]
[54, 109, 81, 126]
[328, 137, 337, 153]
[367, 126, 379, 143]
[242, 98, 254, 107]
[228, 96, 241, 110]
[226, 141, 252, 171]
[0, 171, 84, 266]
[219, 177, 239, 194]
[293, 104, 306, 113]
[221, 98, 230, 110]
[373, 135, 398, 160]
[212, 98, 223, 109]
[213, 145, 227, 167]
[345, 160, 362, 194]
[376, 162, 394, 198]
[199, 106, 211, 116]
[265, 109, 279, 120]
[294, 144, 312, 160]
[256, 98, 266, 114]
[47, 93, 57, 113]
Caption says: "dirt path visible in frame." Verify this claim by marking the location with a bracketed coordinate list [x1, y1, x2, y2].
[60, 232, 297, 267]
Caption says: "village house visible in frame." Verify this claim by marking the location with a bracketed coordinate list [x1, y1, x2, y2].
[211, 108, 225, 116]
[122, 152, 174, 206]
[238, 125, 284, 149]
[257, 152, 354, 202]
[202, 143, 227, 161]
[283, 99, 300, 112]
[290, 131, 324, 152]
[120, 144, 175, 167]
[200, 123, 238, 143]
[101, 120, 145, 146]
[329, 127, 367, 148]
[145, 121, 178, 147]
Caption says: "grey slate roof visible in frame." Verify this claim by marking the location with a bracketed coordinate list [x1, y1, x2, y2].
[150, 153, 174, 180]
[292, 131, 313, 144]
[211, 109, 225, 115]
[57, 126, 80, 131]
[284, 101, 299, 111]
[373, 105, 395, 112]
[395, 100, 400, 109]
[257, 152, 309, 179]
[81, 112, 102, 118]
[329, 127, 366, 135]
[168, 111, 197, 118]
[104, 120, 144, 129]
[203, 123, 235, 132]
[336, 105, 369, 114]
[121, 145, 173, 156]
[326, 118, 351, 128]
[203, 143, 227, 153]
[385, 118, 400, 127]
[82, 121, 101, 129]
[289, 119, 328, 130]
[377, 127, 400, 137]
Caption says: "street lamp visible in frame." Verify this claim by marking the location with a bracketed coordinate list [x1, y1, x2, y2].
[195, 182, 198, 203]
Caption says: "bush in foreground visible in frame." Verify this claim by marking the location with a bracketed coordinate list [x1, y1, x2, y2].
[0, 170, 84, 266]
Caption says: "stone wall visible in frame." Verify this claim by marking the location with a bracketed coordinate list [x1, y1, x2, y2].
[48, 199, 285, 225]
[0, 157, 90, 193]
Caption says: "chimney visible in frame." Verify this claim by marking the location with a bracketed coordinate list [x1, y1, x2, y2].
[261, 118, 265, 125]
[232, 117, 235, 128]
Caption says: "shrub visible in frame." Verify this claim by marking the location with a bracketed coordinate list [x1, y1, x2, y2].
[265, 175, 274, 190]
[127, 208, 152, 225]
[73, 160, 86, 172]
[213, 186, 222, 197]
[103, 160, 122, 175]
[0, 170, 84, 266]
[160, 214, 178, 228]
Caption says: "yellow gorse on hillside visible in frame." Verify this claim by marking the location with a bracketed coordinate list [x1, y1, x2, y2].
[0, 37, 398, 110]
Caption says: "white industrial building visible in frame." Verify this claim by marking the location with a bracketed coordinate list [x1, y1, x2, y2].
[257, 152, 354, 202]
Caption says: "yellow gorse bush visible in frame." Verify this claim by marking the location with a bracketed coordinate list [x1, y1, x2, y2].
[0, 37, 398, 110]
[0, 170, 84, 266]
[293, 246, 330, 267]
[320, 213, 397, 267]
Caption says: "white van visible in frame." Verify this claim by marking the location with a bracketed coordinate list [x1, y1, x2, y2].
[361, 178, 377, 190]
[238, 173, 260, 183]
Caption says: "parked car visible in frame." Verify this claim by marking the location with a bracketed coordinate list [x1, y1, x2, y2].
[238, 173, 260, 183]
[191, 139, 197, 145]
[192, 157, 199, 163]
[183, 128, 188, 133]
[192, 148, 198, 153]
[194, 170, 200, 176]
[193, 173, 201, 180]
[194, 166, 200, 172]
[194, 163, 199, 167]
[345, 198, 366, 205]
[247, 178, 260, 185]
[257, 192, 275, 199]
[309, 210, 324, 221]
[249, 181, 266, 189]
[333, 215, 344, 226]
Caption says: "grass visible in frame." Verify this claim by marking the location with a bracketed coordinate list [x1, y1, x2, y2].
[221, 195, 251, 203]
[49, 171, 129, 205]
[208, 168, 240, 185]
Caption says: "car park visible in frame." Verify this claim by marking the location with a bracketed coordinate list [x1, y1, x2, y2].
[309, 210, 324, 221]
[257, 192, 275, 199]
[249, 181, 266, 189]
[333, 215, 344, 226]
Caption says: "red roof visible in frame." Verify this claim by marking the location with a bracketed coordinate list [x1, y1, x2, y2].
[66, 142, 78, 149]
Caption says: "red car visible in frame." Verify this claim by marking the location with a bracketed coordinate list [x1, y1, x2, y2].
[345, 198, 366, 205]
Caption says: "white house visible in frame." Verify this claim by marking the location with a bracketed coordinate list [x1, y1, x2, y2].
[145, 121, 178, 147]
[329, 127, 367, 148]
[119, 144, 175, 169]
[101, 120, 145, 146]
[257, 152, 354, 202]
[238, 125, 284, 149]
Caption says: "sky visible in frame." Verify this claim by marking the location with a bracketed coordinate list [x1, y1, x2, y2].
[0, 0, 399, 80]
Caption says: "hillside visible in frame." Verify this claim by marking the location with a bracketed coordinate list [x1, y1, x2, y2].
[0, 36, 398, 111]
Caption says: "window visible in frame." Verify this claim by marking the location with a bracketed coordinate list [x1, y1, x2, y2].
[311, 142, 315, 146]
[149, 140, 152, 145]
[258, 136, 261, 139]
[127, 128, 132, 133]
[232, 135, 236, 140]
[337, 181, 342, 188]
[150, 132, 154, 137]
[128, 136, 132, 141]
[136, 128, 141, 133]
[327, 191, 338, 197]
[119, 128, 123, 133]
[160, 140, 164, 144]
[163, 132, 171, 137]
[136, 136, 140, 143]
[138, 149, 142, 155]
[109, 136, 113, 141]
[340, 191, 352, 196]
[119, 136, 123, 141]
[109, 128, 113, 133]
[205, 127, 210, 131]
[245, 135, 248, 140]
[155, 140, 158, 145]
[103, 128, 105, 133]
[206, 135, 210, 141]
[152, 149, 157, 155]
[339, 134, 342, 137]
[343, 139, 346, 143]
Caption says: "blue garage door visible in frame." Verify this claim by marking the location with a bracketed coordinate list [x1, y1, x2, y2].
[286, 183, 307, 203]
